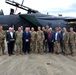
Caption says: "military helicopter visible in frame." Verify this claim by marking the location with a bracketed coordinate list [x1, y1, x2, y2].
[0, 0, 76, 31]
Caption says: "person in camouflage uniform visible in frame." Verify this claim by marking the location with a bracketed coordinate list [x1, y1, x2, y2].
[45, 25, 49, 33]
[69, 27, 76, 56]
[0, 25, 5, 55]
[15, 27, 23, 55]
[36, 27, 44, 54]
[30, 27, 37, 53]
[62, 27, 69, 55]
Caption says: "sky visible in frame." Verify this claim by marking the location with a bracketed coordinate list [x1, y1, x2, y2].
[0, 0, 76, 17]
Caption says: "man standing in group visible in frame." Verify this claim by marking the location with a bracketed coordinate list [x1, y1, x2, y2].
[54, 27, 61, 54]
[36, 27, 44, 54]
[23, 27, 31, 54]
[42, 27, 48, 52]
[12, 27, 15, 53]
[6, 27, 16, 56]
[0, 25, 5, 55]
[45, 25, 49, 32]
[21, 26, 24, 52]
[69, 27, 76, 56]
[30, 27, 37, 53]
[62, 27, 69, 55]
[45, 25, 49, 51]
[48, 28, 54, 53]
[15, 27, 23, 55]
[58, 27, 63, 53]
[21, 26, 24, 33]
[28, 27, 31, 33]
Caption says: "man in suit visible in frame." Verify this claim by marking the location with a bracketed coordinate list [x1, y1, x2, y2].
[54, 27, 61, 54]
[48, 28, 54, 53]
[23, 27, 31, 54]
[58, 27, 63, 53]
[45, 25, 50, 51]
[6, 27, 16, 56]
[42, 27, 48, 52]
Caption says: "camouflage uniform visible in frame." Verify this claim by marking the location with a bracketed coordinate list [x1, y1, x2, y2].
[45, 29, 49, 33]
[15, 31, 23, 55]
[69, 31, 76, 55]
[0, 30, 5, 55]
[30, 31, 37, 53]
[63, 31, 69, 54]
[36, 30, 44, 54]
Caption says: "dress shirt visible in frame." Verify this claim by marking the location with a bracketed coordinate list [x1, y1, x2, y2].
[21, 30, 23, 33]
[55, 32, 58, 40]
[63, 32, 65, 36]
[10, 32, 13, 38]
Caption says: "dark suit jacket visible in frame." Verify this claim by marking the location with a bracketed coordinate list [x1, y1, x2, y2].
[23, 31, 31, 42]
[6, 32, 16, 42]
[48, 31, 54, 43]
[59, 30, 63, 42]
[54, 32, 61, 43]
[43, 31, 48, 41]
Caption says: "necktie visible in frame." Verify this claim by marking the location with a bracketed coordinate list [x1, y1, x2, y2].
[48, 32, 51, 39]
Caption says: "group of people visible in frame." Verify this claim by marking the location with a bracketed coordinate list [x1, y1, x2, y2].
[0, 25, 76, 56]
[42, 26, 76, 56]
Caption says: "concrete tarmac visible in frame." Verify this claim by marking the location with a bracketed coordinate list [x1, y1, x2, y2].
[0, 53, 76, 75]
[0, 41, 76, 75]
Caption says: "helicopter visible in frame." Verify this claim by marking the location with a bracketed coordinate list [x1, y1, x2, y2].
[0, 0, 76, 31]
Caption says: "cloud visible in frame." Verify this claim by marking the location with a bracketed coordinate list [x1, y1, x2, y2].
[41, 0, 76, 17]
[0, 0, 76, 17]
[43, 7, 76, 14]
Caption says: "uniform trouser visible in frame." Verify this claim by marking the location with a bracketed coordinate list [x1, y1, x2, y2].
[43, 41, 48, 52]
[54, 41, 61, 53]
[48, 42, 54, 53]
[69, 43, 75, 54]
[16, 42, 22, 54]
[63, 41, 69, 54]
[7, 41, 15, 55]
[36, 41, 43, 53]
[0, 42, 5, 54]
[31, 41, 36, 52]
